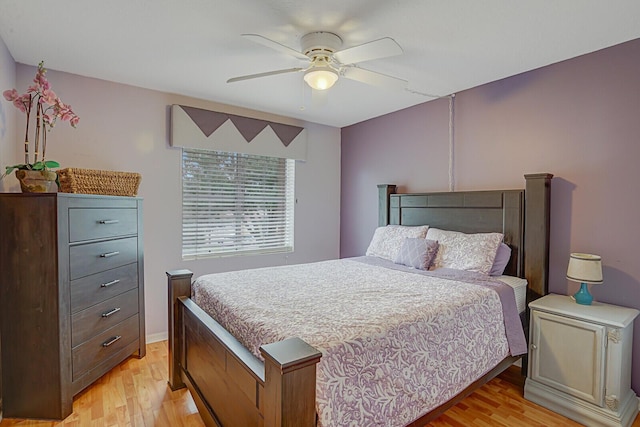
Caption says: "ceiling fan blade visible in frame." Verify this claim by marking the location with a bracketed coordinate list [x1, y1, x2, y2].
[342, 67, 408, 91]
[227, 68, 304, 83]
[333, 37, 403, 65]
[242, 34, 309, 61]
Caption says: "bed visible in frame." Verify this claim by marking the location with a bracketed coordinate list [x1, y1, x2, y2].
[167, 173, 553, 427]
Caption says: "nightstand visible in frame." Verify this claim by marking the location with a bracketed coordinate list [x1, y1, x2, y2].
[524, 294, 639, 427]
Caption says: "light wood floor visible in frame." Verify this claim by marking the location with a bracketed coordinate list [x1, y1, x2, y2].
[1, 341, 638, 426]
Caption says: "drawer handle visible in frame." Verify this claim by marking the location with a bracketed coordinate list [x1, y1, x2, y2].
[101, 307, 121, 318]
[98, 219, 120, 224]
[101, 279, 121, 288]
[100, 251, 120, 258]
[102, 335, 122, 347]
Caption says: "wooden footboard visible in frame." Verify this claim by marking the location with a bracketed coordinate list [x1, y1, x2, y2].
[167, 270, 322, 427]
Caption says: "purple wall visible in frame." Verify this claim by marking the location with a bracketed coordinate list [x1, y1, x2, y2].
[341, 38, 640, 392]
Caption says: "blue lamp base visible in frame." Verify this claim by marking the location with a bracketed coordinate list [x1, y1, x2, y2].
[574, 282, 593, 305]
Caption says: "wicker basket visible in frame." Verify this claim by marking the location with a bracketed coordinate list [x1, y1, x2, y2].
[57, 168, 141, 196]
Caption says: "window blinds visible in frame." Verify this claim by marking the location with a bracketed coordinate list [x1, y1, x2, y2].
[182, 148, 295, 259]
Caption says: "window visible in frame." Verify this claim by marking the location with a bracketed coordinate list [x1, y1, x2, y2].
[182, 148, 295, 259]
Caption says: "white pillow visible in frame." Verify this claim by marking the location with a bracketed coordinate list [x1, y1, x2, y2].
[366, 225, 429, 261]
[426, 228, 503, 275]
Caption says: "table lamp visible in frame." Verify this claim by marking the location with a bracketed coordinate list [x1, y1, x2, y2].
[566, 253, 603, 305]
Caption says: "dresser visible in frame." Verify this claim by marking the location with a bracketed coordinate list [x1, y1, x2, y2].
[0, 193, 145, 420]
[525, 294, 639, 427]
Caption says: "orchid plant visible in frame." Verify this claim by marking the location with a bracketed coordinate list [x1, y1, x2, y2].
[2, 61, 79, 178]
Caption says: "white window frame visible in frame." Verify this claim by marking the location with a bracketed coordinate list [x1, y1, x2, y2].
[182, 148, 295, 259]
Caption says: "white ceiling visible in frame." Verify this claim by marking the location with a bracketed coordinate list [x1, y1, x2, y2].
[1, 1, 639, 128]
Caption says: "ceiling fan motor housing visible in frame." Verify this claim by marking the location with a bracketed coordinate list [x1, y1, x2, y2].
[301, 32, 343, 60]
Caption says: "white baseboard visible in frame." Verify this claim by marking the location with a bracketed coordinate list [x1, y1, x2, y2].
[146, 331, 168, 344]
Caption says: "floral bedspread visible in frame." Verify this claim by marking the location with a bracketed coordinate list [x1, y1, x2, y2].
[192, 257, 524, 427]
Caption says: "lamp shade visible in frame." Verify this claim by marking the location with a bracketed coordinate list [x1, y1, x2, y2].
[303, 67, 339, 90]
[566, 253, 603, 284]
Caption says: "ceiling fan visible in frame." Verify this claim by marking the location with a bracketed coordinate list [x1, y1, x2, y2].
[227, 32, 407, 91]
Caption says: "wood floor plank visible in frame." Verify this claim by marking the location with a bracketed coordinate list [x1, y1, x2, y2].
[0, 342, 205, 427]
[1, 342, 638, 426]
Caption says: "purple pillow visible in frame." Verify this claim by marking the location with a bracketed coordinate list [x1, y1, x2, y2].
[490, 243, 512, 276]
[394, 238, 439, 270]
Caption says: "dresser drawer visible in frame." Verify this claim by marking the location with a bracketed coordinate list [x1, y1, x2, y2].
[70, 263, 138, 313]
[72, 314, 139, 380]
[70, 237, 138, 280]
[71, 289, 139, 347]
[69, 208, 138, 243]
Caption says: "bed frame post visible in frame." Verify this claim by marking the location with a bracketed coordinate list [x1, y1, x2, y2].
[522, 173, 552, 377]
[378, 184, 397, 226]
[260, 338, 322, 427]
[523, 173, 553, 303]
[166, 269, 194, 391]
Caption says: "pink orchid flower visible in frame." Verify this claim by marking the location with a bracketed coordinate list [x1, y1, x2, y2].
[3, 89, 18, 101]
[14, 101, 26, 113]
[5, 92, 31, 114]
[41, 89, 57, 105]
[3, 60, 79, 167]
[34, 68, 50, 90]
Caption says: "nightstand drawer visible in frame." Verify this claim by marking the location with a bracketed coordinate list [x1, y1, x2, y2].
[69, 208, 137, 242]
[72, 314, 139, 380]
[71, 289, 139, 347]
[70, 263, 138, 313]
[70, 237, 138, 280]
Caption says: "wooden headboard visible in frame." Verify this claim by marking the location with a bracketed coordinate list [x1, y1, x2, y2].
[378, 173, 553, 304]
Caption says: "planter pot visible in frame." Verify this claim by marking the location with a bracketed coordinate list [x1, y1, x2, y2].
[15, 169, 58, 193]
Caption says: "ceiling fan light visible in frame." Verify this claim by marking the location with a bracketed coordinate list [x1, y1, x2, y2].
[304, 67, 339, 90]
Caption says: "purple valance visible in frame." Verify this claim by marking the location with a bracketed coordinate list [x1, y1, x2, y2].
[171, 105, 307, 160]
